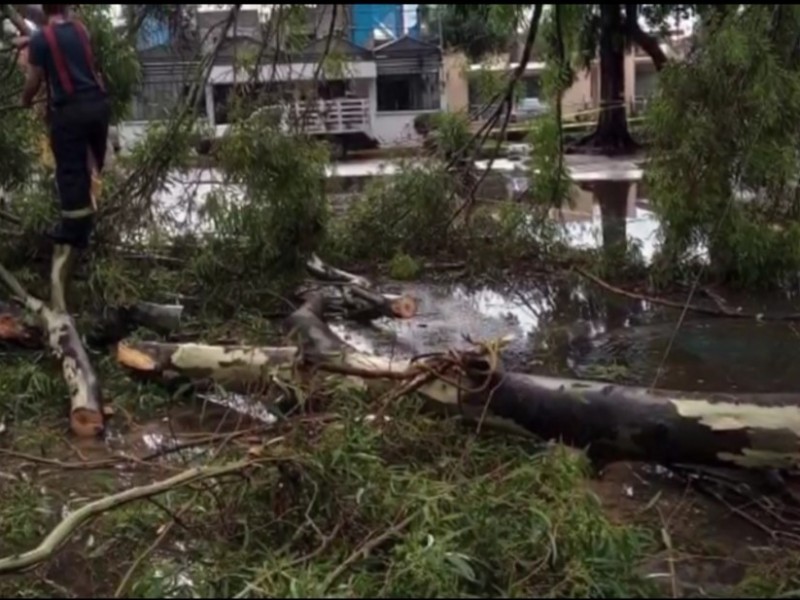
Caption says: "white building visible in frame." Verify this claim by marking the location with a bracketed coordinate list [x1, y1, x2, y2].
[118, 7, 446, 157]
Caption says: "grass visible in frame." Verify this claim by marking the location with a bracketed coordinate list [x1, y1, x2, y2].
[0, 294, 799, 598]
[2, 259, 800, 597]
[0, 349, 663, 598]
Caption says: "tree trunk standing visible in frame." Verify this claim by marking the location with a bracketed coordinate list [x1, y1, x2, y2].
[596, 180, 632, 264]
[572, 4, 638, 156]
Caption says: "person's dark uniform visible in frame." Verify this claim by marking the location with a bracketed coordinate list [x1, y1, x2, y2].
[28, 18, 110, 250]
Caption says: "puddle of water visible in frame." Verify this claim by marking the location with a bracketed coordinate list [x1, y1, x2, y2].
[331, 278, 618, 370]
[568, 318, 800, 393]
[328, 275, 800, 395]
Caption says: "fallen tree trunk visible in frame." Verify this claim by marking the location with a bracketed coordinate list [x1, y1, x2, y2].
[461, 372, 800, 470]
[0, 265, 104, 438]
[117, 296, 800, 471]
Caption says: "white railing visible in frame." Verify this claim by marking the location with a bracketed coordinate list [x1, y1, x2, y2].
[283, 98, 371, 135]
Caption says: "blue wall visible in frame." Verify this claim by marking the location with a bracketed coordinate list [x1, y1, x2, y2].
[350, 4, 404, 47]
[137, 15, 171, 51]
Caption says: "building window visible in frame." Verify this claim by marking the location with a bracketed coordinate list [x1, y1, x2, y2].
[523, 76, 541, 99]
[377, 72, 440, 112]
[131, 80, 183, 121]
[635, 69, 659, 98]
[131, 75, 208, 122]
[212, 83, 295, 125]
[318, 80, 349, 100]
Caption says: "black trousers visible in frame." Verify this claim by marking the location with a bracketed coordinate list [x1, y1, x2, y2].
[48, 94, 111, 250]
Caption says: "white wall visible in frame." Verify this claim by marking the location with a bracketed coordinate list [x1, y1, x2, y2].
[118, 122, 149, 152]
[372, 113, 424, 147]
[369, 66, 447, 147]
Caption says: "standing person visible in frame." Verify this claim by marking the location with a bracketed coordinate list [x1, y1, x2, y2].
[17, 4, 110, 310]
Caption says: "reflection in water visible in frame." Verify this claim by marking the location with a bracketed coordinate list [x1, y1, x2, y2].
[336, 277, 646, 372]
[141, 168, 684, 263]
[333, 276, 800, 395]
[568, 319, 800, 393]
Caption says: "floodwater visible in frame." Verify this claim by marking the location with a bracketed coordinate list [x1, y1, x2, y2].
[151, 153, 668, 261]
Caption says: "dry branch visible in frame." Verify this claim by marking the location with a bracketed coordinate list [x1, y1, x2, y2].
[0, 460, 253, 574]
[576, 267, 800, 321]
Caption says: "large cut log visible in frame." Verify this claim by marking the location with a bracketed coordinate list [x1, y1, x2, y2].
[0, 265, 104, 437]
[116, 341, 298, 393]
[116, 296, 800, 471]
[459, 372, 800, 470]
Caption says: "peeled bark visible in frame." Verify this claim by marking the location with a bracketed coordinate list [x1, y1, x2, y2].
[0, 264, 104, 438]
[117, 297, 800, 471]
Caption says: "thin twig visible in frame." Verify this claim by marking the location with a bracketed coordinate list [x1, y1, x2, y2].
[113, 494, 197, 598]
[321, 513, 416, 592]
[0, 428, 262, 470]
[0, 460, 255, 574]
[575, 266, 800, 321]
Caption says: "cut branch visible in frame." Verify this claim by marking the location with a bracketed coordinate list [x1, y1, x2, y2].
[304, 254, 418, 321]
[0, 264, 104, 437]
[1, 301, 184, 349]
[0, 300, 38, 347]
[116, 340, 298, 393]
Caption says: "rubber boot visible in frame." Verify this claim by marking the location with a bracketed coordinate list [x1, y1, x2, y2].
[50, 243, 79, 313]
